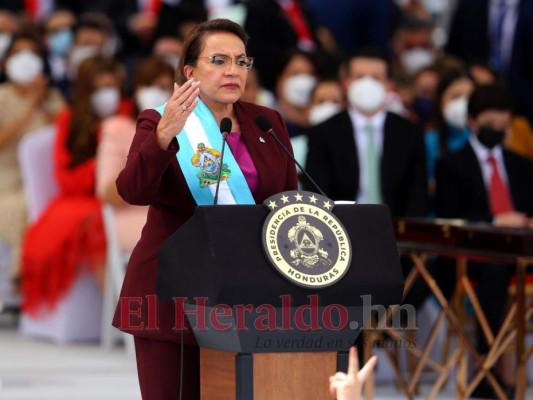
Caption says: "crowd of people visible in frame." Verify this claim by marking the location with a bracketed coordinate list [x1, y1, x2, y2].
[0, 1, 532, 398]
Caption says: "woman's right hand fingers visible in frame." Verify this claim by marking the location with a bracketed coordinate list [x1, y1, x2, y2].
[170, 80, 200, 108]
[156, 81, 199, 149]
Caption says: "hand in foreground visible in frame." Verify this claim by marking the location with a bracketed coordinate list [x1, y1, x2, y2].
[156, 79, 200, 149]
[329, 347, 377, 400]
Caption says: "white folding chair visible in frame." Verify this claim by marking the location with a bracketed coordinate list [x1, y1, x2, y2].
[100, 204, 134, 354]
[18, 126, 58, 222]
[17, 126, 103, 343]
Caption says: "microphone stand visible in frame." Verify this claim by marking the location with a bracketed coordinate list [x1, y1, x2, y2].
[213, 131, 228, 205]
[266, 129, 327, 198]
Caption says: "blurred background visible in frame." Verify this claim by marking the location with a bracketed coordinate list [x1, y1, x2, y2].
[0, 0, 533, 398]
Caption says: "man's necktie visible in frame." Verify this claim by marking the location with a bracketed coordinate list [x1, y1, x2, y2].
[487, 154, 513, 214]
[364, 123, 382, 204]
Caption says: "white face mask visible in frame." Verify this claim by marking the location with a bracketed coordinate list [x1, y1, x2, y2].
[136, 86, 171, 111]
[0, 33, 12, 59]
[400, 48, 435, 76]
[308, 101, 342, 125]
[6, 51, 43, 85]
[348, 76, 387, 114]
[91, 87, 120, 118]
[69, 45, 99, 72]
[443, 96, 468, 129]
[282, 73, 317, 107]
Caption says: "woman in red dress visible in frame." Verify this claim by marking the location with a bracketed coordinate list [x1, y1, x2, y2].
[21, 56, 132, 315]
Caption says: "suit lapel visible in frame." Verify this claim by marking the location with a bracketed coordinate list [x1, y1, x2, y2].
[339, 111, 359, 198]
[463, 143, 491, 215]
[381, 114, 395, 204]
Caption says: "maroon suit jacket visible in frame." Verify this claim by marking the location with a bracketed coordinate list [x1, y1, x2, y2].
[112, 101, 298, 342]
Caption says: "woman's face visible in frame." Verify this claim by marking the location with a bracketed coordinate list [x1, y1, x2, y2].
[93, 72, 120, 91]
[282, 54, 314, 79]
[151, 72, 174, 92]
[276, 54, 316, 102]
[8, 38, 40, 57]
[5, 38, 44, 86]
[311, 81, 344, 107]
[184, 32, 249, 106]
[441, 78, 473, 110]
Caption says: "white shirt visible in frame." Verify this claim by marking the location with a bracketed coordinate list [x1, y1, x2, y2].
[348, 108, 386, 203]
[489, 0, 520, 69]
[469, 134, 509, 190]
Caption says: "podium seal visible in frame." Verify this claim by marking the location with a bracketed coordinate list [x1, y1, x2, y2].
[262, 191, 352, 288]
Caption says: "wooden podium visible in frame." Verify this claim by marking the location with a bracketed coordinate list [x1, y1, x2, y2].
[157, 203, 403, 399]
[200, 349, 337, 400]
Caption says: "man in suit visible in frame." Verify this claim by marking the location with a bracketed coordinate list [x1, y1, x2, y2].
[305, 49, 428, 218]
[436, 85, 533, 225]
[305, 49, 429, 322]
[446, 0, 533, 124]
[436, 84, 533, 398]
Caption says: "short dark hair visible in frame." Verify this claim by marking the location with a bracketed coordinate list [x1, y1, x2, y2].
[76, 12, 113, 36]
[176, 18, 249, 84]
[342, 47, 389, 77]
[4, 31, 46, 61]
[436, 69, 471, 107]
[468, 84, 513, 118]
[133, 56, 174, 90]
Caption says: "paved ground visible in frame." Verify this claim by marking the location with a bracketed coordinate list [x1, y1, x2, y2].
[0, 321, 531, 400]
[0, 324, 139, 400]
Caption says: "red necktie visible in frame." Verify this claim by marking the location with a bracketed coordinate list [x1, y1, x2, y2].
[278, 0, 315, 50]
[487, 154, 513, 214]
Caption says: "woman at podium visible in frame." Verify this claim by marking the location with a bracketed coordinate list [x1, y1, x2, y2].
[112, 18, 297, 399]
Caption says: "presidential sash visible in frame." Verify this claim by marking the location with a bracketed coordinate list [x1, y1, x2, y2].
[154, 99, 255, 205]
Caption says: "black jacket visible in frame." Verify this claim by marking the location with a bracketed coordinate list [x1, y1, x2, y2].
[305, 110, 428, 217]
[435, 143, 533, 222]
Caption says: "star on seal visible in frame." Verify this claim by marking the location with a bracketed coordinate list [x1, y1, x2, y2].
[261, 190, 352, 289]
[267, 200, 277, 209]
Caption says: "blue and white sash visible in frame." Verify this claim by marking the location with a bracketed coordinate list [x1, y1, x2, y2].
[154, 99, 255, 205]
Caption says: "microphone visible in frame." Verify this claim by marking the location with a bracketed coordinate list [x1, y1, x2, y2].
[255, 115, 326, 197]
[213, 117, 232, 205]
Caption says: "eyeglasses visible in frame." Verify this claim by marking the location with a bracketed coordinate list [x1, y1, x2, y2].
[197, 54, 254, 70]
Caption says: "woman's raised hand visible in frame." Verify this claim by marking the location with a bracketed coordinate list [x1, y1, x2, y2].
[156, 79, 200, 149]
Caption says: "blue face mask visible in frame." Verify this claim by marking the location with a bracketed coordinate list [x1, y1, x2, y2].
[48, 29, 73, 56]
[413, 96, 434, 125]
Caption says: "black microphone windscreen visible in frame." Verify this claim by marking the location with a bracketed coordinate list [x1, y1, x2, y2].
[255, 115, 272, 133]
[220, 117, 232, 134]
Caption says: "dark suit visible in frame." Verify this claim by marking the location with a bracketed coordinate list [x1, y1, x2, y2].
[305, 0, 400, 58]
[112, 101, 297, 399]
[446, 0, 533, 123]
[305, 109, 428, 353]
[436, 143, 533, 353]
[305, 110, 428, 217]
[436, 143, 533, 221]
[244, 0, 321, 91]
